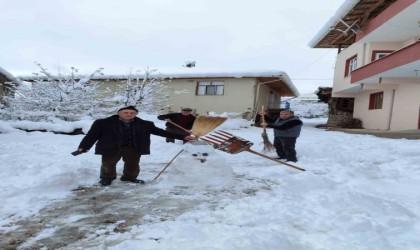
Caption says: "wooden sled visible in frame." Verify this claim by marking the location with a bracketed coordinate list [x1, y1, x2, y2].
[201, 130, 305, 172]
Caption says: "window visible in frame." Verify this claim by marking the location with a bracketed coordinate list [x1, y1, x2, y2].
[371, 50, 393, 61]
[369, 92, 383, 110]
[344, 55, 357, 77]
[196, 81, 224, 95]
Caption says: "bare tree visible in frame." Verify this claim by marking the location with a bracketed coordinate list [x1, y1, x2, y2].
[112, 67, 187, 113]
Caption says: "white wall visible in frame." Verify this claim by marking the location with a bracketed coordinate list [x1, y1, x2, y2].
[100, 78, 257, 116]
[390, 84, 420, 130]
[353, 89, 394, 130]
[332, 43, 363, 96]
[365, 42, 402, 63]
[351, 84, 420, 131]
[166, 78, 256, 115]
[333, 41, 405, 97]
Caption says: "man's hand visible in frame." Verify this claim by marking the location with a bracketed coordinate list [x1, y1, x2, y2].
[184, 135, 197, 141]
[71, 148, 87, 156]
[260, 122, 268, 128]
[165, 118, 171, 122]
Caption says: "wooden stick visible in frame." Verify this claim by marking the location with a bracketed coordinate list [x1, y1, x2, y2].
[153, 149, 184, 181]
[167, 120, 191, 134]
[245, 148, 306, 171]
[261, 105, 266, 124]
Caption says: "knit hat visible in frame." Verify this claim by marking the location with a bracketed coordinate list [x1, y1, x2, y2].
[181, 107, 192, 111]
[118, 106, 138, 112]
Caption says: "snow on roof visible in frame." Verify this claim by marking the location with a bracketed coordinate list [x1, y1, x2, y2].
[95, 69, 287, 79]
[308, 0, 360, 48]
[19, 69, 300, 96]
[0, 66, 20, 84]
[98, 69, 299, 96]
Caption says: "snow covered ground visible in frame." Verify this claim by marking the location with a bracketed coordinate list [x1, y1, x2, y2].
[1, 115, 420, 249]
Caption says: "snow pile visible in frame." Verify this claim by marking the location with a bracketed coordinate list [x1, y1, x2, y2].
[287, 94, 328, 118]
[209, 112, 253, 130]
[0, 121, 17, 133]
[163, 141, 233, 188]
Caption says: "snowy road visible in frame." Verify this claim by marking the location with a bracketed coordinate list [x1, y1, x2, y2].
[1, 117, 420, 249]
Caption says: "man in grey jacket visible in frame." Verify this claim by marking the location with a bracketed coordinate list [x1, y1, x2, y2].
[260, 110, 303, 162]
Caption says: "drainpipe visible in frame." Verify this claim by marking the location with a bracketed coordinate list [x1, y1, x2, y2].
[361, 43, 366, 66]
[387, 89, 395, 130]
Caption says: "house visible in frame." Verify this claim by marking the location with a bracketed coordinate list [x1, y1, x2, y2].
[92, 70, 300, 119]
[0, 66, 19, 102]
[309, 0, 420, 131]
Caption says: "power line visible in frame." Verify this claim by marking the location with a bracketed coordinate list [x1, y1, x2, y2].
[291, 50, 334, 76]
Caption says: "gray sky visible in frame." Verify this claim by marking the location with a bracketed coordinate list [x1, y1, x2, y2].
[1, 0, 344, 94]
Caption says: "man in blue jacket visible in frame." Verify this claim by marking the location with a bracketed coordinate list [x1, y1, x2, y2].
[76, 106, 196, 186]
[260, 110, 303, 162]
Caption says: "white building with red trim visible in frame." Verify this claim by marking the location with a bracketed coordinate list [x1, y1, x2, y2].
[309, 0, 420, 131]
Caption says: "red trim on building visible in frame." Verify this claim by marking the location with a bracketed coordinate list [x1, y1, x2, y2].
[351, 42, 420, 83]
[369, 91, 384, 110]
[344, 54, 357, 77]
[355, 0, 416, 42]
[371, 50, 394, 62]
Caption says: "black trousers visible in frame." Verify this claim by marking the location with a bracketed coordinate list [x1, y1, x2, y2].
[100, 147, 141, 180]
[273, 136, 298, 162]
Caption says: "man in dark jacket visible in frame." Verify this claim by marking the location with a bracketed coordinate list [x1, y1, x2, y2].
[157, 108, 196, 143]
[76, 106, 196, 186]
[260, 110, 303, 162]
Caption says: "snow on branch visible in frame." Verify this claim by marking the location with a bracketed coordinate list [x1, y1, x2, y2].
[2, 62, 107, 121]
[110, 67, 188, 113]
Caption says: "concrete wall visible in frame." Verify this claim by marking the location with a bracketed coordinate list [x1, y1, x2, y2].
[332, 43, 363, 96]
[99, 78, 257, 116]
[365, 42, 403, 63]
[164, 78, 256, 115]
[256, 84, 270, 111]
[353, 84, 420, 131]
[390, 84, 420, 130]
[333, 42, 404, 97]
[353, 89, 395, 130]
[332, 40, 420, 131]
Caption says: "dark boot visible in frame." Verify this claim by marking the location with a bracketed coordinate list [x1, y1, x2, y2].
[99, 179, 113, 186]
[120, 176, 145, 184]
